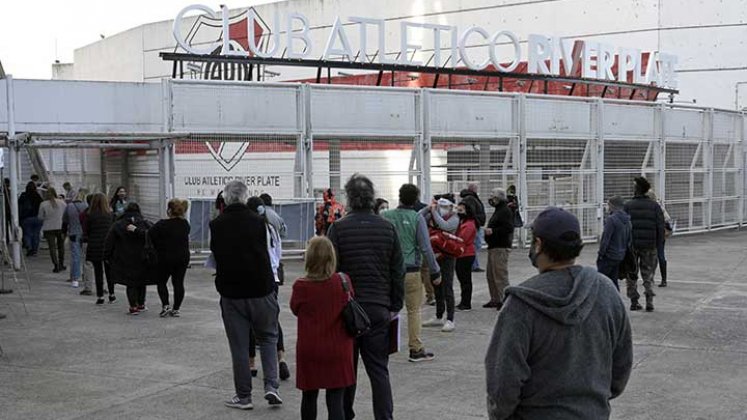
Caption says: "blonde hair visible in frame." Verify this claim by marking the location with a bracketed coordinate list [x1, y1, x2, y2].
[304, 236, 337, 281]
[167, 198, 189, 218]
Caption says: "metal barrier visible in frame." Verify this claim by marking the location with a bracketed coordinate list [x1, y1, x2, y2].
[2, 79, 744, 262]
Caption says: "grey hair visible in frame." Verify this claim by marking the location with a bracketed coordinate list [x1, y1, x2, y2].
[344, 173, 376, 211]
[223, 181, 249, 206]
[491, 188, 507, 201]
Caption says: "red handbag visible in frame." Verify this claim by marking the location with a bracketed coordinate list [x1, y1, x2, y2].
[429, 228, 466, 258]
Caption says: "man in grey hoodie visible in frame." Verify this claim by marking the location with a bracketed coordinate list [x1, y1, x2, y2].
[485, 207, 632, 420]
[597, 196, 632, 290]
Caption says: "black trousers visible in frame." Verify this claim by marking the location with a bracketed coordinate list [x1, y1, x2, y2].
[302, 388, 345, 420]
[596, 256, 621, 290]
[455, 255, 476, 307]
[126, 285, 146, 307]
[434, 256, 456, 321]
[344, 303, 392, 420]
[44, 230, 65, 269]
[92, 260, 114, 297]
[156, 260, 188, 310]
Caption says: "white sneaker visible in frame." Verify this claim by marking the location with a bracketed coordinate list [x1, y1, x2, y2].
[71, 281, 79, 288]
[422, 317, 443, 327]
[442, 320, 455, 332]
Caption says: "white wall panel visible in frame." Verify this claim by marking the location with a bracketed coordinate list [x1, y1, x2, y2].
[661, 26, 747, 71]
[661, 0, 747, 27]
[310, 86, 418, 136]
[428, 91, 514, 137]
[171, 82, 301, 134]
[12, 80, 163, 133]
[526, 98, 593, 138]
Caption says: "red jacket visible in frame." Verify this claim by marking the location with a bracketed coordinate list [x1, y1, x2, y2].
[290, 273, 356, 391]
[457, 218, 477, 257]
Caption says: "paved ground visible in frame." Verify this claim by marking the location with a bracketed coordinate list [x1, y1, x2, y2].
[1, 229, 747, 420]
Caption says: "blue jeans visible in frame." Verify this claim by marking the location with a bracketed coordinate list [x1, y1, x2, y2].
[69, 236, 82, 280]
[472, 228, 483, 270]
[21, 217, 43, 252]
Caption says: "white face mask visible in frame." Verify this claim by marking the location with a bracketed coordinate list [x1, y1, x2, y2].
[438, 207, 451, 217]
[257, 205, 266, 216]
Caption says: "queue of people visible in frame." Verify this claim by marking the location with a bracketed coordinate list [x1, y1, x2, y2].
[16, 177, 191, 316]
[8, 172, 670, 420]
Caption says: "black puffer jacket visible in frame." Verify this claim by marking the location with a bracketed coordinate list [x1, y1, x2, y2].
[327, 210, 406, 312]
[624, 195, 665, 249]
[460, 190, 487, 227]
[104, 211, 154, 287]
[84, 212, 113, 262]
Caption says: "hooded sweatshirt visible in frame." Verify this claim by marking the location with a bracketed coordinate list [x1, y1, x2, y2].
[485, 266, 632, 420]
[598, 209, 632, 261]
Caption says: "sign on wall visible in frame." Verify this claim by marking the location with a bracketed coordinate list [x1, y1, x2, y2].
[173, 4, 678, 89]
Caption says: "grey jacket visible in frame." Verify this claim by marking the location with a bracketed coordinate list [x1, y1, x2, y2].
[265, 207, 287, 239]
[485, 266, 632, 420]
[63, 201, 88, 237]
[598, 210, 632, 261]
[419, 206, 458, 233]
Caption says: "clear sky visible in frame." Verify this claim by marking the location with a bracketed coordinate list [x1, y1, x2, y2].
[0, 0, 277, 79]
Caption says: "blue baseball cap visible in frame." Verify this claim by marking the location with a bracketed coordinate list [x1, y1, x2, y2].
[530, 207, 581, 245]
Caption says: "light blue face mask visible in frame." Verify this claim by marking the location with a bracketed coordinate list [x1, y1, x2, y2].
[257, 205, 266, 216]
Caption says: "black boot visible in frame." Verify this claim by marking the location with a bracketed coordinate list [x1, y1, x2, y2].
[645, 296, 655, 312]
[630, 299, 643, 311]
[658, 261, 668, 287]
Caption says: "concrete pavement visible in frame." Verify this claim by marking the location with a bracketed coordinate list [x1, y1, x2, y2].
[1, 229, 747, 419]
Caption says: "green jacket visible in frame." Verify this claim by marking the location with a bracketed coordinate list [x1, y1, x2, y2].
[382, 207, 440, 274]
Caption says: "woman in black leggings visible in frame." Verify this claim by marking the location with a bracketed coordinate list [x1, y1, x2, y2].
[150, 199, 191, 317]
[83, 193, 116, 304]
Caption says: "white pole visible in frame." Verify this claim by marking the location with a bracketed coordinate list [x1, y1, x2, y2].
[6, 75, 21, 269]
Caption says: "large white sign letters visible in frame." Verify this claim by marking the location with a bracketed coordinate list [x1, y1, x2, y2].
[173, 4, 678, 89]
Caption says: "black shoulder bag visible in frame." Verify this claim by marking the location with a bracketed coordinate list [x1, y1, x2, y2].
[340, 273, 371, 338]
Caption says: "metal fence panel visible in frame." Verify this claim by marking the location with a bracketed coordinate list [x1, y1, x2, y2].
[604, 104, 656, 139]
[312, 138, 420, 206]
[309, 86, 419, 137]
[12, 80, 163, 133]
[526, 98, 595, 139]
[665, 108, 704, 140]
[171, 82, 301, 134]
[427, 91, 515, 137]
[128, 150, 161, 221]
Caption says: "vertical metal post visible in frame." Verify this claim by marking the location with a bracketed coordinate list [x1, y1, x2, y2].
[739, 112, 746, 227]
[6, 75, 21, 269]
[595, 99, 605, 239]
[303, 84, 314, 198]
[705, 109, 715, 229]
[517, 94, 528, 247]
[157, 141, 167, 219]
[657, 104, 666, 206]
[413, 89, 431, 201]
[159, 78, 173, 218]
[421, 89, 432, 201]
[293, 86, 306, 198]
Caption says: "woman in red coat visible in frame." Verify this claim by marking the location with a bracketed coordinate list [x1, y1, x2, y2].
[456, 196, 479, 311]
[290, 236, 355, 420]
